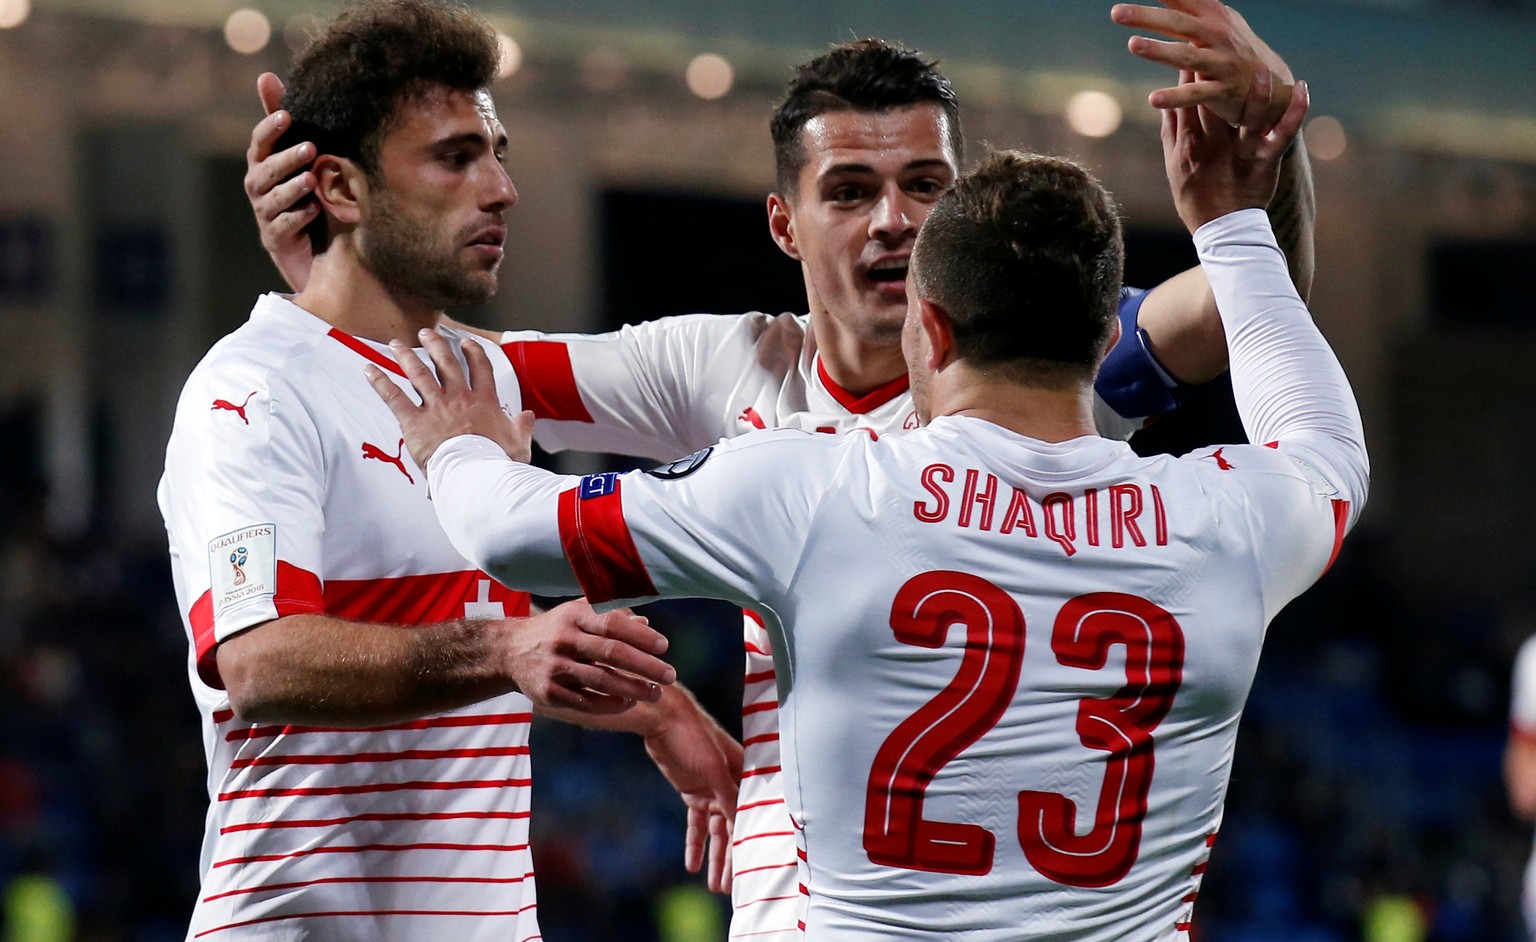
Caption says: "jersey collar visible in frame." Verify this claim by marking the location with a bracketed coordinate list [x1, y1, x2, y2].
[327, 327, 407, 377]
[815, 356, 910, 415]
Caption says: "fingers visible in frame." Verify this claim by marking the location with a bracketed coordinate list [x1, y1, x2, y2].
[706, 811, 732, 893]
[256, 71, 285, 116]
[683, 805, 708, 874]
[462, 337, 499, 395]
[557, 661, 664, 704]
[418, 328, 470, 396]
[1256, 79, 1309, 162]
[1112, 4, 1206, 42]
[1148, 77, 1230, 112]
[364, 364, 417, 420]
[572, 606, 675, 686]
[387, 338, 443, 404]
[1126, 35, 1225, 76]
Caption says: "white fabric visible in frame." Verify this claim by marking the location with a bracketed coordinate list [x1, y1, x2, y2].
[158, 294, 540, 942]
[433, 210, 1368, 940]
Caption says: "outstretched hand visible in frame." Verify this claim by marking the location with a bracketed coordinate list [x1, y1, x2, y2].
[244, 72, 319, 292]
[366, 328, 533, 472]
[1163, 68, 1309, 233]
[1114, 0, 1294, 129]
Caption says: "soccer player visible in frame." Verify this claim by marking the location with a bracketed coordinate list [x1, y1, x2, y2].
[157, 3, 695, 940]
[374, 65, 1369, 939]
[243, 5, 1315, 934]
[1506, 635, 1536, 937]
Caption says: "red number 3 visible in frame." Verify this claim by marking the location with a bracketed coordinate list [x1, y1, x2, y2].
[863, 573, 1185, 887]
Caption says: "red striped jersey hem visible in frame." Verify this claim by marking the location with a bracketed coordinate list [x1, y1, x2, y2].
[737, 798, 786, 812]
[736, 893, 802, 907]
[733, 861, 798, 878]
[743, 702, 777, 716]
[218, 777, 531, 801]
[213, 840, 531, 869]
[733, 830, 794, 846]
[744, 641, 770, 655]
[224, 711, 532, 743]
[742, 765, 782, 779]
[220, 809, 530, 835]
[730, 924, 804, 938]
[1176, 921, 1193, 932]
[744, 669, 776, 684]
[202, 870, 533, 902]
[742, 733, 780, 748]
[194, 902, 537, 938]
[229, 745, 530, 769]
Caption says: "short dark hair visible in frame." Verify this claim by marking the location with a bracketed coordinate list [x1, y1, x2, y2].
[911, 150, 1124, 386]
[769, 39, 962, 198]
[279, 0, 500, 246]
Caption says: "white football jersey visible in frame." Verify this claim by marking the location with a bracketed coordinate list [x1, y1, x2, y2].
[501, 293, 1149, 939]
[432, 210, 1369, 940]
[1511, 636, 1536, 934]
[158, 294, 539, 942]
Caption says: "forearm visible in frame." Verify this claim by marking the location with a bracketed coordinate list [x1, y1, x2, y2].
[429, 435, 583, 596]
[217, 612, 518, 726]
[1268, 138, 1317, 300]
[1195, 209, 1367, 503]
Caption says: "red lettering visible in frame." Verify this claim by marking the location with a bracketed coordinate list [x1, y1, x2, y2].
[1110, 484, 1147, 548]
[1084, 488, 1100, 546]
[958, 469, 998, 530]
[1150, 485, 1168, 546]
[1042, 492, 1077, 557]
[915, 464, 954, 523]
[1000, 488, 1037, 537]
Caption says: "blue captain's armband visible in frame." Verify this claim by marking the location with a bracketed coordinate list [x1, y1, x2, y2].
[1095, 287, 1197, 420]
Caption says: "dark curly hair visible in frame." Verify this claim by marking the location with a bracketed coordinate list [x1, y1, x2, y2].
[912, 150, 1124, 385]
[769, 39, 962, 198]
[276, 0, 499, 248]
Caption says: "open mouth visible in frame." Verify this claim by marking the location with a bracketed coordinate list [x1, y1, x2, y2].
[868, 257, 908, 284]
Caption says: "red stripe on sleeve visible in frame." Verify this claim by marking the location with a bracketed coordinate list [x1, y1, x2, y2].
[194, 562, 325, 690]
[556, 482, 658, 604]
[1322, 499, 1349, 575]
[501, 341, 594, 422]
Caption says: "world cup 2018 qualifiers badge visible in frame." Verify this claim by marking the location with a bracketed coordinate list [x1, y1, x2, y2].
[230, 546, 249, 586]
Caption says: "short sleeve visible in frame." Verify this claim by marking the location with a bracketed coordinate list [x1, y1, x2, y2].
[161, 368, 327, 688]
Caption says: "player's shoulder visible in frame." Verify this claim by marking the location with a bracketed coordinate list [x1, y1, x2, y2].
[181, 295, 327, 395]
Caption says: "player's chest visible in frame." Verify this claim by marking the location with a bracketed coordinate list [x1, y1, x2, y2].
[717, 374, 919, 439]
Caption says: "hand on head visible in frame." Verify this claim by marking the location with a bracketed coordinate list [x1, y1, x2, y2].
[245, 73, 320, 291]
[367, 328, 534, 471]
[1161, 67, 1309, 233]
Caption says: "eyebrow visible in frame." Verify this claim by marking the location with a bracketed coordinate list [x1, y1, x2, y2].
[819, 157, 954, 178]
[429, 131, 507, 151]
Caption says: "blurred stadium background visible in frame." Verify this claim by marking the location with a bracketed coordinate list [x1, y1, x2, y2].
[2, 0, 1536, 939]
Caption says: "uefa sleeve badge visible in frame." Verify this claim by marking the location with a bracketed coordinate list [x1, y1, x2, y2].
[645, 447, 713, 480]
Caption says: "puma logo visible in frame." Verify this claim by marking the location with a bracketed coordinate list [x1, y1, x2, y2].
[211, 391, 258, 425]
[361, 438, 415, 484]
[1202, 447, 1235, 471]
[740, 407, 766, 429]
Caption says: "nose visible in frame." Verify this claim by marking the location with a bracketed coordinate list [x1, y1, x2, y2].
[485, 160, 518, 213]
[869, 185, 916, 245]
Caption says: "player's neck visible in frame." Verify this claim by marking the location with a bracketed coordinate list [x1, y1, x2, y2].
[293, 246, 444, 343]
[813, 320, 907, 398]
[932, 368, 1097, 443]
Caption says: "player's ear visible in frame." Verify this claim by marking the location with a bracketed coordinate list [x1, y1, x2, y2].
[766, 192, 802, 261]
[917, 297, 956, 370]
[312, 154, 367, 228]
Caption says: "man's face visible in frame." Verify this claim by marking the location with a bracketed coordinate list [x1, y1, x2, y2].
[780, 103, 957, 348]
[358, 87, 518, 309]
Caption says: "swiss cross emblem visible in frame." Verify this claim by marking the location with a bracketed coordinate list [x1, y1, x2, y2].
[464, 579, 505, 619]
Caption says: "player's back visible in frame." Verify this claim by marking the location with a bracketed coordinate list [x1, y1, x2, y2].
[769, 415, 1335, 941]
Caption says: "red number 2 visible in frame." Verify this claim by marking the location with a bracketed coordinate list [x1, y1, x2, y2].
[863, 575, 1185, 887]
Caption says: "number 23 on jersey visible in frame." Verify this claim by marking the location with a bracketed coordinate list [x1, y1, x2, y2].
[863, 571, 1185, 888]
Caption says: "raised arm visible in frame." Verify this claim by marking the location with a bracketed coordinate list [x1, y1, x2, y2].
[244, 72, 320, 292]
[1168, 73, 1367, 514]
[1112, 0, 1316, 385]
